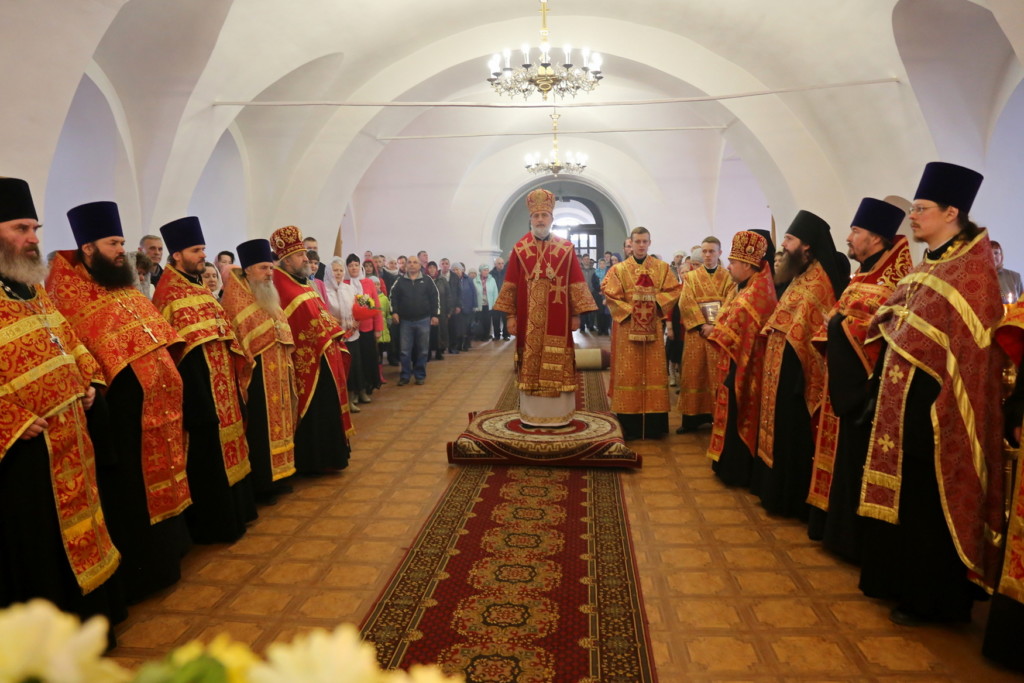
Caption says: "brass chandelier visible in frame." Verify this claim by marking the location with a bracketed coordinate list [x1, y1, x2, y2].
[524, 112, 587, 177]
[487, 0, 604, 101]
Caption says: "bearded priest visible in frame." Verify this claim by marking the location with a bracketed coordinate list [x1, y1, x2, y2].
[221, 239, 297, 502]
[493, 188, 597, 427]
[806, 198, 912, 561]
[271, 225, 353, 472]
[47, 201, 191, 603]
[602, 226, 682, 440]
[751, 210, 847, 520]
[0, 178, 124, 637]
[153, 217, 256, 543]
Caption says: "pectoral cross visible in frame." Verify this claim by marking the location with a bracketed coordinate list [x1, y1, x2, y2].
[894, 308, 909, 332]
[141, 323, 159, 343]
[49, 332, 66, 355]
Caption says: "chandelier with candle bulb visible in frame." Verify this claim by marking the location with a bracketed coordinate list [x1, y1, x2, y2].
[525, 112, 587, 177]
[487, 0, 603, 101]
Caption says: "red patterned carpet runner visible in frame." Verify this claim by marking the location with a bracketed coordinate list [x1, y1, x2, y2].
[361, 374, 656, 682]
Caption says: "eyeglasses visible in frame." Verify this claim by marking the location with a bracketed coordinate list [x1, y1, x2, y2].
[909, 204, 937, 215]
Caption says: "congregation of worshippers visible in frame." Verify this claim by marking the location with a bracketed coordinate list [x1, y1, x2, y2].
[0, 159, 1022, 671]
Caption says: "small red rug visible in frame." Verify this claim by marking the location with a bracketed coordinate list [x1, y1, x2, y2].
[447, 372, 639, 469]
[362, 372, 655, 682]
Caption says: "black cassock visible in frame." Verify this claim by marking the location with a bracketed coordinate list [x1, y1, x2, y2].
[244, 355, 292, 500]
[711, 362, 753, 487]
[806, 312, 873, 562]
[858, 345, 981, 622]
[0, 413, 126, 646]
[749, 343, 814, 520]
[178, 348, 257, 544]
[92, 366, 190, 603]
[294, 356, 350, 473]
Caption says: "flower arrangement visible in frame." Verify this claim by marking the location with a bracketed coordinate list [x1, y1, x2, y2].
[355, 294, 377, 310]
[0, 600, 460, 683]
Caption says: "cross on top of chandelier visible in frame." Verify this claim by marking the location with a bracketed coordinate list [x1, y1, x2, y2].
[487, 0, 604, 101]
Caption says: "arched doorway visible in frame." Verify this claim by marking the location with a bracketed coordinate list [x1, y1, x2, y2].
[495, 178, 628, 261]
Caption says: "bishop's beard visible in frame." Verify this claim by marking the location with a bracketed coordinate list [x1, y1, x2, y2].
[87, 250, 136, 289]
[531, 226, 551, 240]
[252, 278, 283, 317]
[0, 239, 48, 285]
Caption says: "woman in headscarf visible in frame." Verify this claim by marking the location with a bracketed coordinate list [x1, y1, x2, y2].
[324, 257, 365, 412]
[201, 261, 223, 299]
[343, 253, 384, 402]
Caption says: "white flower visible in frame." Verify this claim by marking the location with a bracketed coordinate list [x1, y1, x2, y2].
[0, 599, 130, 683]
[247, 624, 384, 683]
[382, 665, 463, 683]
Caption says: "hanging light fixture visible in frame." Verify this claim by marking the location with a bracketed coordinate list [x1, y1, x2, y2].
[525, 111, 587, 177]
[487, 0, 603, 101]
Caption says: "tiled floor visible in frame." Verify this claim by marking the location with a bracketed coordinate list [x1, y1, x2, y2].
[110, 335, 1021, 681]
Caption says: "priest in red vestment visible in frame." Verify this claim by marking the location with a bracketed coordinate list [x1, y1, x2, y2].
[153, 217, 255, 543]
[0, 178, 123, 636]
[48, 200, 191, 603]
[221, 239, 297, 502]
[984, 297, 1024, 671]
[706, 230, 777, 486]
[858, 162, 1006, 626]
[271, 225, 353, 472]
[494, 189, 596, 427]
[806, 198, 912, 561]
[752, 210, 848, 519]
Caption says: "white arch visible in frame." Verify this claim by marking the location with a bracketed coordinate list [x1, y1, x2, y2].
[275, 16, 848, 237]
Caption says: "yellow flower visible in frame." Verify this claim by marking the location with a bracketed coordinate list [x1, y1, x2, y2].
[167, 635, 257, 683]
[207, 634, 259, 683]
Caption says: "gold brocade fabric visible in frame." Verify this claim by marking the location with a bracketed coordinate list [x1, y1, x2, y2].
[995, 301, 1024, 603]
[603, 256, 682, 414]
[757, 260, 836, 468]
[46, 251, 191, 524]
[153, 268, 251, 486]
[860, 230, 1005, 591]
[221, 271, 298, 482]
[494, 233, 597, 398]
[677, 266, 735, 416]
[807, 239, 912, 510]
[707, 263, 777, 461]
[273, 269, 353, 436]
[0, 286, 120, 594]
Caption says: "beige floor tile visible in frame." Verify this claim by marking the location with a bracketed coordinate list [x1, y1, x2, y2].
[226, 586, 298, 616]
[685, 636, 762, 673]
[769, 636, 860, 674]
[118, 614, 196, 649]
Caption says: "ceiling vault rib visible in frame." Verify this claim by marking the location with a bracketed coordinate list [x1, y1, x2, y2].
[212, 77, 900, 109]
[377, 125, 726, 141]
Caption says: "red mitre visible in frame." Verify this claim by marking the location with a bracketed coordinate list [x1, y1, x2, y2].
[270, 225, 305, 259]
[526, 188, 555, 214]
[728, 230, 767, 267]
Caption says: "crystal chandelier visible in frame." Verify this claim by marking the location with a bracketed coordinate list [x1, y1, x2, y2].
[525, 112, 587, 177]
[487, 0, 603, 101]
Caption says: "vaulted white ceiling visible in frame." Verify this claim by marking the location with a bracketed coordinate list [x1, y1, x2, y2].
[3, 0, 1023, 263]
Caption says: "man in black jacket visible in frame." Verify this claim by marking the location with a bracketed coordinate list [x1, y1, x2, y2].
[390, 258, 439, 385]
